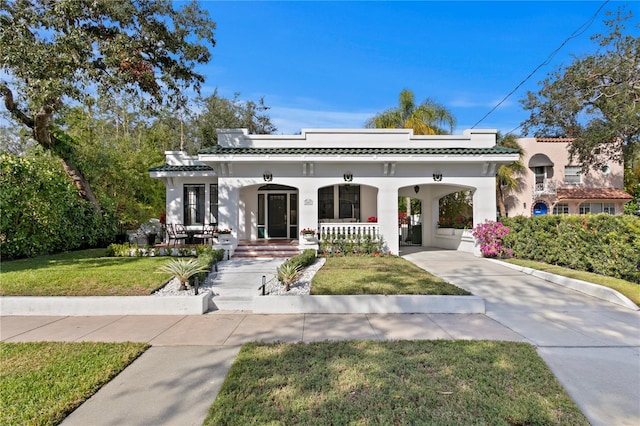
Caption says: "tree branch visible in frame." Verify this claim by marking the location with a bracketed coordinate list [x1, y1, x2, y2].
[1, 83, 35, 129]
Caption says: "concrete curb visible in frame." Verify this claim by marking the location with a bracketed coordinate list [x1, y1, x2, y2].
[0, 292, 211, 316]
[489, 259, 639, 311]
[251, 294, 485, 314]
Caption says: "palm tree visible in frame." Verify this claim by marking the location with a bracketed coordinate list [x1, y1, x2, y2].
[365, 89, 456, 135]
[496, 133, 526, 217]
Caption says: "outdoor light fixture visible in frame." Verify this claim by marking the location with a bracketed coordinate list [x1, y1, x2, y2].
[343, 172, 353, 182]
[263, 172, 273, 182]
[433, 172, 443, 182]
[414, 185, 420, 194]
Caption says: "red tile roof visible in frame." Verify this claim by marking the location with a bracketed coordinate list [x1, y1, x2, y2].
[557, 188, 633, 200]
[536, 137, 575, 143]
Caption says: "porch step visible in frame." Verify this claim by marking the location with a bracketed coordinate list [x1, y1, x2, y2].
[233, 240, 300, 259]
[210, 295, 255, 311]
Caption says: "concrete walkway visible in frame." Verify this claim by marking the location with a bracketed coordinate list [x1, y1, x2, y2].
[1, 249, 639, 426]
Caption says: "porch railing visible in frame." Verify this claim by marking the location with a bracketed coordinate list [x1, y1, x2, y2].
[318, 222, 380, 241]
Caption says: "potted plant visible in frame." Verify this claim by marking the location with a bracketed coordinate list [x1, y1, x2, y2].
[140, 219, 162, 246]
[300, 228, 316, 241]
[216, 228, 232, 243]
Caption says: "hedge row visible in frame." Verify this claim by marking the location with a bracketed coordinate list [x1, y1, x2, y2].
[1, 153, 117, 260]
[501, 214, 640, 284]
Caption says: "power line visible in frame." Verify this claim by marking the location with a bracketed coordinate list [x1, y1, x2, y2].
[471, 0, 610, 130]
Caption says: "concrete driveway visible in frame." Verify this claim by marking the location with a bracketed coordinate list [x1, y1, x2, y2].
[402, 248, 640, 426]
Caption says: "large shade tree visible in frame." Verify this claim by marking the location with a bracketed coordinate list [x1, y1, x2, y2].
[365, 89, 456, 135]
[520, 9, 639, 172]
[0, 0, 216, 212]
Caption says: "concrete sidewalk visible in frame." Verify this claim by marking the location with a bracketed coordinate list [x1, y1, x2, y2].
[1, 249, 639, 425]
[1, 312, 524, 426]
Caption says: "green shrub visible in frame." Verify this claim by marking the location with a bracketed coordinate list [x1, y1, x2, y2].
[196, 247, 225, 268]
[501, 214, 640, 283]
[0, 152, 117, 259]
[319, 233, 384, 255]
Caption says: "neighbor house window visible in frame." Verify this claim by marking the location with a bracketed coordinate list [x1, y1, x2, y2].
[579, 203, 616, 215]
[339, 185, 360, 220]
[183, 184, 205, 225]
[553, 203, 569, 214]
[564, 166, 582, 184]
[209, 184, 218, 224]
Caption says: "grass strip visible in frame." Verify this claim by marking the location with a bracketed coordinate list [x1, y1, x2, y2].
[0, 249, 172, 296]
[311, 256, 470, 295]
[205, 340, 588, 425]
[0, 342, 148, 425]
[504, 258, 640, 305]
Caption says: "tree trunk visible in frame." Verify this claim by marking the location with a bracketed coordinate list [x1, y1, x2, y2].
[58, 156, 102, 213]
[496, 184, 506, 217]
[2, 85, 102, 213]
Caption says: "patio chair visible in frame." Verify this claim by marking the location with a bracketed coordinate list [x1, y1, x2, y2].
[167, 223, 188, 247]
[193, 224, 215, 245]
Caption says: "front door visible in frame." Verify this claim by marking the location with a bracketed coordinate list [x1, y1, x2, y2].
[268, 194, 287, 238]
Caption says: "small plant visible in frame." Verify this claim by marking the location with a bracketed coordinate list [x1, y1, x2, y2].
[277, 261, 302, 291]
[157, 258, 209, 290]
[216, 228, 232, 234]
[472, 220, 513, 258]
[300, 228, 316, 235]
[367, 216, 377, 223]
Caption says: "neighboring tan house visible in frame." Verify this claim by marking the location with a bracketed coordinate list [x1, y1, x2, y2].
[505, 137, 633, 217]
[150, 128, 519, 255]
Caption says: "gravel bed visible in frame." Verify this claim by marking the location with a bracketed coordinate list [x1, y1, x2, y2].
[264, 257, 326, 295]
[153, 257, 326, 296]
[153, 267, 220, 296]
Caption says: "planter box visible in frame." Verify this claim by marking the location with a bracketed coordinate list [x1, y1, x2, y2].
[434, 228, 476, 253]
[0, 292, 211, 316]
[253, 295, 485, 314]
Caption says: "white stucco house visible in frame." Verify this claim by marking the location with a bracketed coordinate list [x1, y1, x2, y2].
[149, 128, 520, 255]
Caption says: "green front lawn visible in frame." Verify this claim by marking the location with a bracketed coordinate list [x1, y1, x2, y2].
[205, 340, 588, 425]
[0, 249, 172, 296]
[311, 256, 470, 295]
[0, 342, 148, 425]
[505, 258, 640, 306]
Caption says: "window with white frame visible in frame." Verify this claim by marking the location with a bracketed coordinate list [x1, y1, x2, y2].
[579, 203, 616, 215]
[209, 184, 218, 224]
[339, 185, 360, 220]
[564, 166, 582, 184]
[183, 184, 205, 225]
[553, 203, 569, 214]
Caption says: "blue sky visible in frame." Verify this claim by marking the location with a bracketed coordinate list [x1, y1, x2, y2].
[189, 1, 635, 135]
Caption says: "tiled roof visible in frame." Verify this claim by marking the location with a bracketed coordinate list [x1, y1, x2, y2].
[198, 146, 519, 156]
[149, 164, 214, 172]
[536, 137, 575, 143]
[557, 188, 633, 200]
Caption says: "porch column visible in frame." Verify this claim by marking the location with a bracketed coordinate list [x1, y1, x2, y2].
[378, 187, 399, 255]
[298, 181, 319, 241]
[472, 178, 497, 255]
[218, 179, 240, 244]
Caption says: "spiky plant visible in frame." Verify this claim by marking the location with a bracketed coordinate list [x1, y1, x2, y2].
[157, 258, 209, 291]
[277, 262, 301, 292]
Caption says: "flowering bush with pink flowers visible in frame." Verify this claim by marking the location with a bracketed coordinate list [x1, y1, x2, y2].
[472, 220, 513, 258]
